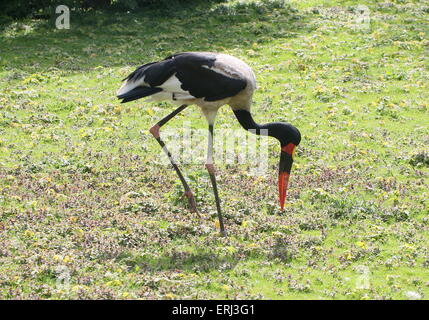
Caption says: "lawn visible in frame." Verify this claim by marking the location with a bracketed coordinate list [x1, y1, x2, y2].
[0, 0, 428, 299]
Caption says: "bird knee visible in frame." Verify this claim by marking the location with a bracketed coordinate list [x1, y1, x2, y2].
[184, 190, 194, 198]
[205, 163, 216, 175]
[149, 124, 160, 139]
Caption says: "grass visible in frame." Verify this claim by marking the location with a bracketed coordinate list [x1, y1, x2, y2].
[0, 0, 428, 299]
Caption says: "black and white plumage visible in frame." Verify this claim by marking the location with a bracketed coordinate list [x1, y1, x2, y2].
[117, 52, 256, 124]
[117, 52, 301, 236]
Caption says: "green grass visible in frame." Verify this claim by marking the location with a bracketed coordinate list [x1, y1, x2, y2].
[0, 0, 428, 299]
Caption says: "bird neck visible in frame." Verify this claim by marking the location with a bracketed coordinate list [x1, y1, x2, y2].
[233, 109, 276, 137]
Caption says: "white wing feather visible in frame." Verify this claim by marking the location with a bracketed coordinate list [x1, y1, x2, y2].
[118, 74, 195, 102]
[117, 75, 146, 96]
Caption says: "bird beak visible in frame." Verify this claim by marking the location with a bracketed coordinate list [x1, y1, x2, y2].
[278, 143, 296, 211]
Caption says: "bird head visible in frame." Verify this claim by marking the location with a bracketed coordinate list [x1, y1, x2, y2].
[232, 110, 301, 211]
[266, 123, 301, 211]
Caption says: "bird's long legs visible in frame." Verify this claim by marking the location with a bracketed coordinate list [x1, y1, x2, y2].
[205, 124, 226, 236]
[149, 104, 199, 215]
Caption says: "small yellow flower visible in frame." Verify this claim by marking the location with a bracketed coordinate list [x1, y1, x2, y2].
[164, 293, 175, 299]
[356, 241, 367, 250]
[113, 106, 122, 114]
[106, 279, 122, 287]
[215, 220, 220, 230]
[24, 230, 34, 237]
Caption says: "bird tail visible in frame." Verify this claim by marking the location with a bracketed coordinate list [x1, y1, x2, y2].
[117, 86, 162, 103]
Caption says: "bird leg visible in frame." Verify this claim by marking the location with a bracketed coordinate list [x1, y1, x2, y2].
[149, 104, 199, 216]
[205, 124, 226, 236]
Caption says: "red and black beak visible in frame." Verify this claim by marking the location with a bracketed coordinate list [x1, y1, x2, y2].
[278, 143, 296, 211]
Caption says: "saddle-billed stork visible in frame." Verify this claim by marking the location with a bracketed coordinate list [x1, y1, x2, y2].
[117, 52, 301, 236]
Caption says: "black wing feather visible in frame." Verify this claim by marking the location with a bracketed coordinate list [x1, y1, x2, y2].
[123, 62, 157, 82]
[173, 53, 247, 101]
[117, 86, 162, 103]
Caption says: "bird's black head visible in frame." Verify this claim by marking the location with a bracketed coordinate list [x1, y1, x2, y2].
[263, 122, 301, 148]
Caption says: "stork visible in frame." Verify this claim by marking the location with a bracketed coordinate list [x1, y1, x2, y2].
[117, 52, 301, 236]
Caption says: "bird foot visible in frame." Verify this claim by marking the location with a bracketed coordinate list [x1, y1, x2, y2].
[184, 191, 200, 218]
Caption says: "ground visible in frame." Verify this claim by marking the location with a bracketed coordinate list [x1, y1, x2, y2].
[0, 0, 428, 299]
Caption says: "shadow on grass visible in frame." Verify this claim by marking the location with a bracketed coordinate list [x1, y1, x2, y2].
[119, 247, 243, 273]
[0, 0, 314, 73]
